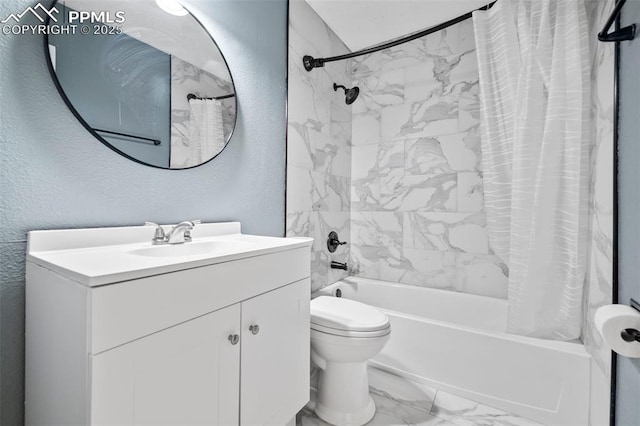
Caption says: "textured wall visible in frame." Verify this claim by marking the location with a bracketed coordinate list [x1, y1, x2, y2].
[348, 19, 508, 299]
[617, 1, 640, 424]
[286, 0, 352, 292]
[0, 0, 287, 422]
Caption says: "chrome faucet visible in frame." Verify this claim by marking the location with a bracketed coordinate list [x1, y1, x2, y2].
[144, 220, 201, 245]
[165, 220, 201, 244]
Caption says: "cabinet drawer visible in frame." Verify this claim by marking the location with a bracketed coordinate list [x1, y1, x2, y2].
[91, 247, 310, 353]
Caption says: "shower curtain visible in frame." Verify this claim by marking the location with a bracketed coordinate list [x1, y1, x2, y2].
[188, 98, 226, 164]
[473, 0, 591, 340]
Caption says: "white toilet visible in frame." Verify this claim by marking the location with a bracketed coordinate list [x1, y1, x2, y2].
[310, 296, 391, 426]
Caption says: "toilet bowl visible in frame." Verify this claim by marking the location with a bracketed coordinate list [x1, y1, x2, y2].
[310, 296, 391, 426]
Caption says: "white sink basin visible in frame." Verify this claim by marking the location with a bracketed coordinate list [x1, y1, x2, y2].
[129, 240, 251, 258]
[26, 222, 313, 286]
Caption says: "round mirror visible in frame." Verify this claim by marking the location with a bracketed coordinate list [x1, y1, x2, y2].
[45, 0, 236, 169]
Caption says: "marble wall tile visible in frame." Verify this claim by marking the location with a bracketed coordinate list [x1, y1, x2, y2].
[380, 173, 457, 212]
[351, 144, 379, 179]
[377, 141, 406, 171]
[350, 244, 381, 279]
[310, 249, 330, 293]
[380, 249, 457, 289]
[458, 93, 480, 132]
[404, 61, 439, 104]
[352, 27, 460, 79]
[404, 137, 455, 176]
[351, 177, 381, 211]
[445, 51, 479, 98]
[331, 100, 352, 146]
[318, 173, 350, 212]
[287, 166, 315, 212]
[286, 167, 350, 213]
[456, 254, 508, 299]
[352, 69, 405, 114]
[352, 111, 382, 145]
[351, 212, 403, 248]
[287, 124, 315, 170]
[286, 211, 315, 239]
[457, 172, 484, 212]
[583, 0, 614, 389]
[440, 130, 482, 172]
[380, 97, 459, 141]
[287, 0, 352, 292]
[291, 2, 508, 300]
[308, 128, 350, 178]
[347, 16, 502, 299]
[352, 142, 404, 179]
[403, 212, 488, 254]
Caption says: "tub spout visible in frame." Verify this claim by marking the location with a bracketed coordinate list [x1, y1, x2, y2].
[331, 261, 348, 271]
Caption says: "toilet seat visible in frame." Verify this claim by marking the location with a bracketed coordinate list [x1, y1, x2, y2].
[311, 296, 390, 338]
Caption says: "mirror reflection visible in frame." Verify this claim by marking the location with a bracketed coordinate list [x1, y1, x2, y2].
[47, 0, 237, 169]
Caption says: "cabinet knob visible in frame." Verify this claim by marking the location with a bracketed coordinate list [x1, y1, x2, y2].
[228, 334, 240, 345]
[249, 324, 260, 335]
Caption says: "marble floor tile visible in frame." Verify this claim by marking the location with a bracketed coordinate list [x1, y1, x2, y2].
[297, 393, 457, 426]
[368, 367, 437, 414]
[430, 391, 544, 426]
[297, 368, 545, 426]
[370, 393, 458, 426]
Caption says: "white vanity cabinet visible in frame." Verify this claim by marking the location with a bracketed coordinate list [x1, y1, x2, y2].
[91, 304, 242, 425]
[25, 223, 312, 426]
[91, 279, 309, 425]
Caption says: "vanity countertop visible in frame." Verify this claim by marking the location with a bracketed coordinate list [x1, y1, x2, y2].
[27, 222, 313, 287]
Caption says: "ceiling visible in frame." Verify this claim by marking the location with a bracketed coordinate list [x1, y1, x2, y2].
[64, 0, 230, 80]
[305, 0, 490, 52]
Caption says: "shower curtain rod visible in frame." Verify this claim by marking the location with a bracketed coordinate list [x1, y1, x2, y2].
[303, 1, 495, 71]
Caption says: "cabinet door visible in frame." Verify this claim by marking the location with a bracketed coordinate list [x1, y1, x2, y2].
[91, 304, 241, 425]
[240, 279, 310, 425]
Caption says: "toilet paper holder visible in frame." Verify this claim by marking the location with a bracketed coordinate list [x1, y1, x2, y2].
[622, 299, 640, 343]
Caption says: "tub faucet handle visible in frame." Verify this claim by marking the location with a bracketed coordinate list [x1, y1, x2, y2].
[327, 231, 347, 253]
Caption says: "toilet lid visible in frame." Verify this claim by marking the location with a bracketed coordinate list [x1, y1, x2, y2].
[310, 296, 390, 333]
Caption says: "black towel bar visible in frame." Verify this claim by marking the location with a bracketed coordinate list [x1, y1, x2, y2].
[187, 93, 235, 101]
[94, 128, 161, 146]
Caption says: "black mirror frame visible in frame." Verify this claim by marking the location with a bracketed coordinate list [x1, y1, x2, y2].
[43, 0, 238, 170]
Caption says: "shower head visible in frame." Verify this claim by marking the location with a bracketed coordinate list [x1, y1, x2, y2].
[333, 83, 360, 105]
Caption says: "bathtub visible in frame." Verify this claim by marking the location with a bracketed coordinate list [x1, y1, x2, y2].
[318, 277, 590, 426]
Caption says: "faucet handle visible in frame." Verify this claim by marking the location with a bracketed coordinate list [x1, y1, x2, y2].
[184, 220, 201, 242]
[144, 222, 166, 244]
